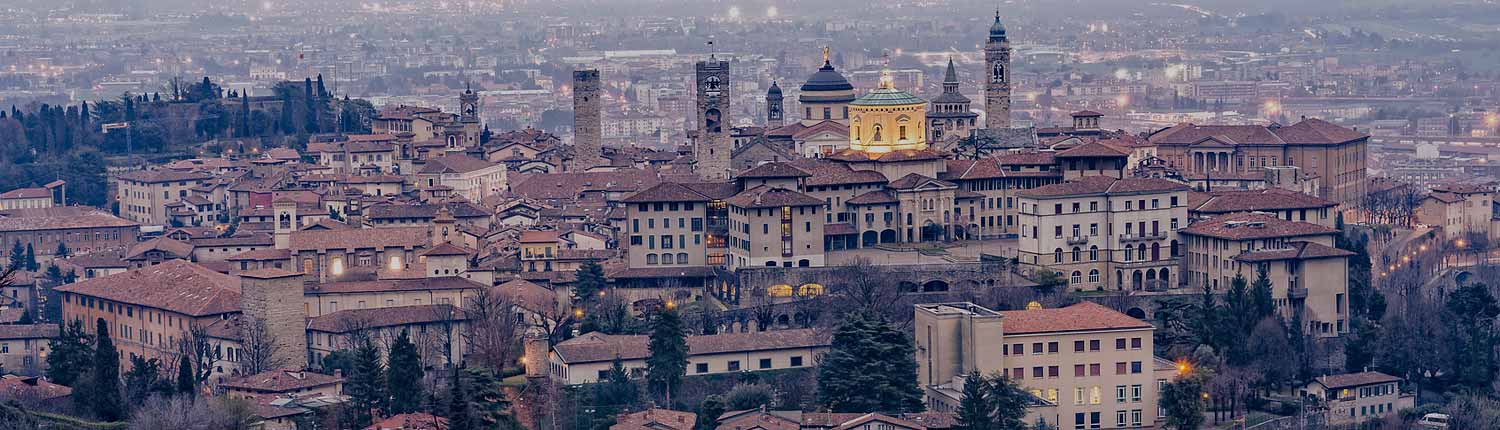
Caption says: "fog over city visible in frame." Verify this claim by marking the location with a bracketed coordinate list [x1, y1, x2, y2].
[1, 0, 1499, 429]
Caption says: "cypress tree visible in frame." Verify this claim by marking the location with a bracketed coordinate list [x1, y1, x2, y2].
[646, 308, 688, 402]
[447, 368, 473, 430]
[177, 355, 196, 397]
[386, 331, 424, 414]
[1250, 266, 1275, 321]
[56, 241, 69, 258]
[8, 241, 24, 270]
[304, 78, 319, 133]
[87, 318, 125, 421]
[24, 243, 36, 271]
[46, 319, 93, 386]
[240, 93, 251, 137]
[347, 341, 386, 427]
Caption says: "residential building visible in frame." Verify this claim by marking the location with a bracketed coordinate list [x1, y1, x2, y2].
[1187, 189, 1337, 228]
[1017, 176, 1190, 291]
[1302, 371, 1414, 426]
[0, 206, 139, 261]
[114, 169, 214, 226]
[1415, 183, 1493, 239]
[0, 324, 56, 376]
[543, 329, 829, 385]
[306, 304, 466, 369]
[416, 153, 508, 203]
[220, 369, 344, 403]
[726, 186, 826, 269]
[1148, 119, 1369, 212]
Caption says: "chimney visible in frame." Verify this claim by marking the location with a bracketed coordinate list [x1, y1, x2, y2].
[333, 369, 343, 378]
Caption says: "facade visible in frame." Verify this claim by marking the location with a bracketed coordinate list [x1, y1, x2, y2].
[544, 329, 829, 385]
[573, 69, 605, 170]
[220, 369, 344, 402]
[726, 186, 826, 269]
[0, 184, 59, 210]
[0, 206, 139, 261]
[415, 154, 507, 203]
[115, 169, 214, 226]
[696, 56, 733, 180]
[1188, 188, 1337, 228]
[305, 139, 399, 174]
[1414, 183, 1493, 239]
[306, 304, 467, 369]
[1302, 372, 1414, 426]
[1017, 176, 1191, 291]
[914, 302, 1170, 430]
[1180, 213, 1351, 337]
[1147, 119, 1369, 211]
[0, 324, 56, 376]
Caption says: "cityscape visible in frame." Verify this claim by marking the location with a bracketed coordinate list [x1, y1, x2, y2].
[0, 0, 1499, 429]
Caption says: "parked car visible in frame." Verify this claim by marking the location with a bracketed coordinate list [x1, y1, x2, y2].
[1416, 413, 1450, 429]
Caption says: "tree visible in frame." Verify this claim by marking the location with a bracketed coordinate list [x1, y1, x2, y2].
[45, 319, 92, 386]
[816, 311, 924, 414]
[55, 241, 69, 258]
[387, 331, 425, 415]
[463, 286, 521, 371]
[1444, 283, 1498, 390]
[463, 367, 516, 430]
[176, 355, 195, 397]
[346, 341, 386, 427]
[1249, 267, 1274, 321]
[953, 372, 992, 430]
[447, 367, 474, 430]
[987, 375, 1029, 430]
[646, 308, 688, 402]
[84, 318, 125, 421]
[697, 395, 726, 430]
[238, 315, 285, 376]
[321, 349, 358, 375]
[726, 383, 774, 410]
[574, 260, 607, 305]
[7, 241, 22, 271]
[127, 395, 256, 430]
[1161, 375, 1205, 430]
[596, 357, 639, 410]
[124, 356, 172, 406]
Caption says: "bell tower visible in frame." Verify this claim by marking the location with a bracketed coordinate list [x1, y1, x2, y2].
[694, 49, 732, 180]
[459, 82, 481, 147]
[766, 81, 784, 128]
[984, 12, 1012, 129]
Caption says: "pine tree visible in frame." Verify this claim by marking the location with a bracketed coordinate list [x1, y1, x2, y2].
[816, 311, 924, 413]
[953, 372, 992, 430]
[8, 241, 24, 270]
[177, 355, 196, 397]
[988, 376, 1029, 430]
[464, 367, 516, 429]
[447, 368, 473, 430]
[86, 318, 125, 421]
[45, 319, 93, 386]
[574, 260, 607, 305]
[646, 308, 688, 402]
[387, 331, 424, 414]
[55, 241, 69, 258]
[24, 243, 36, 271]
[347, 341, 387, 427]
[1249, 266, 1275, 321]
[696, 395, 726, 430]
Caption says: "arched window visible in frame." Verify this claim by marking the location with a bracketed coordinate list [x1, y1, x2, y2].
[1088, 269, 1100, 284]
[1151, 242, 1161, 261]
[1072, 247, 1081, 262]
[1125, 247, 1133, 261]
[646, 254, 659, 265]
[1137, 244, 1147, 261]
[1089, 245, 1099, 261]
[330, 257, 344, 275]
[872, 124, 883, 142]
[677, 253, 689, 264]
[1070, 271, 1082, 285]
[1054, 248, 1064, 263]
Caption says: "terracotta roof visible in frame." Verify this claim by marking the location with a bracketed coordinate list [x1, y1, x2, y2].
[1179, 212, 1339, 241]
[519, 230, 561, 243]
[227, 248, 292, 261]
[887, 173, 956, 190]
[189, 233, 275, 247]
[739, 162, 812, 179]
[306, 140, 394, 154]
[0, 187, 50, 199]
[0, 207, 137, 232]
[726, 186, 824, 209]
[997, 301, 1152, 335]
[786, 160, 888, 186]
[679, 182, 740, 200]
[57, 260, 241, 316]
[220, 369, 343, 393]
[1054, 140, 1128, 158]
[495, 279, 558, 315]
[716, 410, 801, 430]
[552, 328, 829, 364]
[1192, 189, 1336, 214]
[288, 227, 430, 251]
[512, 169, 662, 201]
[365, 201, 491, 220]
[847, 190, 898, 205]
[307, 304, 465, 332]
[123, 237, 194, 261]
[1233, 241, 1356, 262]
[790, 120, 850, 140]
[365, 413, 449, 430]
[614, 408, 697, 430]
[59, 251, 129, 269]
[623, 182, 713, 203]
[308, 276, 484, 294]
[419, 154, 498, 174]
[1271, 118, 1369, 144]
[1072, 110, 1103, 117]
[418, 242, 472, 257]
[0, 323, 58, 340]
[0, 375, 72, 400]
[1314, 371, 1400, 389]
[826, 148, 945, 163]
[116, 169, 214, 183]
[1018, 176, 1187, 198]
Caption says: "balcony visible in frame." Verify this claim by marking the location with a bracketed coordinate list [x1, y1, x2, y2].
[1066, 236, 1089, 245]
[1120, 233, 1167, 242]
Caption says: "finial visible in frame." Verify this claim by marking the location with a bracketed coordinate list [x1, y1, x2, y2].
[879, 51, 894, 90]
[707, 40, 716, 61]
[823, 46, 830, 65]
[995, 9, 1001, 21]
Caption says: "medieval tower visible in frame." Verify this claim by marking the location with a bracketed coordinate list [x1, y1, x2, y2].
[984, 12, 1012, 129]
[239, 269, 309, 369]
[695, 55, 732, 180]
[459, 84, 481, 147]
[572, 69, 604, 171]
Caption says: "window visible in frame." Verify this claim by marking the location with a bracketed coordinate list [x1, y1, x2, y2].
[1115, 362, 1127, 375]
[1131, 337, 1142, 350]
[1032, 367, 1044, 378]
[1089, 269, 1100, 283]
[1131, 361, 1143, 374]
[1074, 364, 1086, 377]
[728, 361, 741, 371]
[1074, 341, 1086, 352]
[791, 356, 803, 367]
[759, 358, 772, 369]
[1131, 385, 1142, 402]
[1116, 338, 1127, 350]
[696, 363, 709, 373]
[1049, 366, 1059, 378]
[1049, 342, 1059, 353]
[1116, 385, 1127, 403]
[1074, 387, 1086, 405]
[1090, 363, 1101, 376]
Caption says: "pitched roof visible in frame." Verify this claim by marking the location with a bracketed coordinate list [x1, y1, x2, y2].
[847, 190, 898, 205]
[1054, 140, 1128, 158]
[1314, 371, 1400, 389]
[220, 369, 343, 393]
[997, 301, 1152, 335]
[288, 227, 431, 251]
[787, 160, 888, 186]
[613, 408, 697, 430]
[887, 173, 956, 190]
[623, 182, 714, 203]
[308, 276, 485, 295]
[115, 169, 214, 183]
[364, 413, 449, 430]
[419, 154, 498, 174]
[57, 260, 241, 316]
[307, 304, 465, 332]
[0, 206, 137, 232]
[1271, 118, 1369, 144]
[826, 148, 944, 163]
[1192, 189, 1336, 214]
[495, 279, 558, 314]
[1233, 241, 1356, 262]
[739, 162, 812, 179]
[0, 187, 50, 199]
[1017, 176, 1187, 198]
[1179, 212, 1339, 241]
[0, 375, 72, 400]
[553, 328, 830, 364]
[417, 242, 472, 257]
[0, 323, 58, 340]
[726, 186, 824, 209]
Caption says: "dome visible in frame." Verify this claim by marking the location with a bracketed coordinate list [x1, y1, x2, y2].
[801, 61, 855, 92]
[851, 87, 925, 107]
[767, 81, 783, 96]
[989, 13, 1007, 38]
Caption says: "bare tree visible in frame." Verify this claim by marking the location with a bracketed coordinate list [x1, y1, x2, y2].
[128, 395, 257, 430]
[826, 257, 903, 320]
[179, 323, 224, 385]
[463, 287, 520, 371]
[237, 315, 285, 375]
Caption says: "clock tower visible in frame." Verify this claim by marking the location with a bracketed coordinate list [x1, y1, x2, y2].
[459, 83, 481, 147]
[985, 12, 1012, 129]
[695, 54, 731, 180]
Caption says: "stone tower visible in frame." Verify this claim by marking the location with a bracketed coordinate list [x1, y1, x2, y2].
[694, 55, 732, 180]
[522, 326, 549, 379]
[459, 83, 481, 147]
[928, 57, 978, 143]
[765, 81, 784, 128]
[272, 197, 297, 249]
[571, 69, 604, 171]
[984, 12, 1012, 129]
[240, 269, 308, 369]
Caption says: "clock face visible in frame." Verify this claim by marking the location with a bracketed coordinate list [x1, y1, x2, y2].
[704, 76, 723, 96]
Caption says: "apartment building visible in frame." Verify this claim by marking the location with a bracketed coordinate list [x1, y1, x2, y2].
[621, 182, 737, 269]
[0, 182, 60, 210]
[1017, 176, 1190, 291]
[1180, 213, 1351, 336]
[1302, 371, 1414, 426]
[114, 169, 214, 226]
[1148, 118, 1369, 211]
[1415, 183, 1493, 239]
[305, 138, 399, 174]
[939, 152, 1064, 239]
[544, 329, 829, 385]
[915, 302, 1173, 430]
[416, 154, 508, 203]
[0, 324, 56, 376]
[0, 206, 139, 262]
[726, 186, 826, 269]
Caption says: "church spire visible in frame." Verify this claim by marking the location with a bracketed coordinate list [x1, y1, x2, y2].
[944, 57, 958, 84]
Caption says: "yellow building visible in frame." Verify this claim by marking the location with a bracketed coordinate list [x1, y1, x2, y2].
[849, 68, 928, 154]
